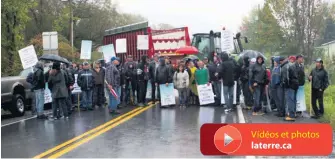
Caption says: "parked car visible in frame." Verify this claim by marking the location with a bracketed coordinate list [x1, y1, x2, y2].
[1, 67, 50, 116]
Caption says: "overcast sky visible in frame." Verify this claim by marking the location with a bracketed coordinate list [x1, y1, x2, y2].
[115, 0, 264, 35]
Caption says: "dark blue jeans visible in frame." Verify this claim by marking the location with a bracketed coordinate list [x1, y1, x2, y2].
[223, 85, 234, 109]
[285, 88, 296, 118]
[212, 81, 221, 105]
[253, 85, 264, 112]
[82, 90, 93, 108]
[272, 85, 285, 115]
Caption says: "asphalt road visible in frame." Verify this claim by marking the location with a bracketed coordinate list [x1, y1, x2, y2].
[1, 104, 238, 158]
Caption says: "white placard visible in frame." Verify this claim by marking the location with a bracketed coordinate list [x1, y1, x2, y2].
[137, 35, 149, 50]
[116, 38, 127, 53]
[221, 30, 234, 52]
[197, 84, 215, 105]
[80, 40, 92, 59]
[18, 45, 38, 69]
[72, 74, 82, 94]
[102, 44, 116, 63]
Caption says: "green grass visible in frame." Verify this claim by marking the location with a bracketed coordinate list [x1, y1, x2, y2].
[305, 84, 335, 129]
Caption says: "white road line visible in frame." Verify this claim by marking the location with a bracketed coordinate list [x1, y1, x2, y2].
[237, 104, 256, 159]
[1, 112, 52, 127]
[221, 114, 227, 123]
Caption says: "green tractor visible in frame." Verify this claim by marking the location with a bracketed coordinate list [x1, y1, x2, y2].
[191, 30, 248, 62]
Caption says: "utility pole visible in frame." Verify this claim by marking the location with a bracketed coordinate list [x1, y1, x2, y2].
[69, 0, 74, 55]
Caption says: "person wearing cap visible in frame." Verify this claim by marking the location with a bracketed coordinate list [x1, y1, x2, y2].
[92, 60, 105, 108]
[77, 62, 95, 111]
[294, 55, 305, 116]
[271, 57, 284, 117]
[309, 58, 329, 119]
[106, 57, 121, 114]
[48, 62, 69, 119]
[124, 55, 138, 106]
[281, 56, 299, 121]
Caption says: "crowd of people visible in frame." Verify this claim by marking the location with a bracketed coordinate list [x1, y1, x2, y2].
[28, 52, 329, 122]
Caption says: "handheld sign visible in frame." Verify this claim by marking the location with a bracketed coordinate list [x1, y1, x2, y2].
[80, 40, 92, 59]
[18, 45, 38, 69]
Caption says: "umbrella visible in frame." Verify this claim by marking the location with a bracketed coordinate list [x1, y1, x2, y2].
[176, 46, 198, 55]
[183, 55, 199, 61]
[237, 50, 266, 65]
[39, 54, 70, 64]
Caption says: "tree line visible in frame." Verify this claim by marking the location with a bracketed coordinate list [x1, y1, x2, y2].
[1, 0, 148, 76]
[241, 0, 335, 64]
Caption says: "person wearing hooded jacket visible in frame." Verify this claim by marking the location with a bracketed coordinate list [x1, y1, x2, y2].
[124, 55, 138, 106]
[308, 58, 329, 119]
[155, 57, 172, 107]
[219, 53, 236, 111]
[249, 56, 268, 115]
[137, 55, 150, 107]
[61, 63, 75, 115]
[240, 56, 253, 108]
[32, 62, 48, 119]
[230, 56, 241, 105]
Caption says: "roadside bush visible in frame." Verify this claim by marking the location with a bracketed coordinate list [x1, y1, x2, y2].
[305, 84, 335, 129]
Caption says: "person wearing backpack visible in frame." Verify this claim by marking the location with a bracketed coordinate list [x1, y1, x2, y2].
[48, 62, 69, 119]
[31, 62, 48, 119]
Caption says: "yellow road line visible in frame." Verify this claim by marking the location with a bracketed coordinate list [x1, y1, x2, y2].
[33, 107, 143, 159]
[48, 104, 155, 159]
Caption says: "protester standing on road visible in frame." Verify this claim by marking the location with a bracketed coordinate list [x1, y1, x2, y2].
[219, 53, 236, 111]
[249, 56, 268, 116]
[92, 61, 105, 108]
[137, 55, 150, 107]
[77, 62, 95, 111]
[61, 63, 74, 115]
[271, 57, 284, 117]
[309, 58, 329, 119]
[106, 57, 121, 114]
[149, 54, 160, 103]
[208, 55, 221, 106]
[240, 56, 253, 109]
[124, 55, 138, 106]
[188, 61, 198, 105]
[281, 56, 299, 121]
[173, 64, 189, 107]
[155, 57, 172, 107]
[48, 62, 69, 119]
[32, 62, 48, 119]
[295, 55, 305, 116]
[230, 56, 241, 105]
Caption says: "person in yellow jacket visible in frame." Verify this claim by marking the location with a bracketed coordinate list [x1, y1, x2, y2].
[187, 61, 198, 105]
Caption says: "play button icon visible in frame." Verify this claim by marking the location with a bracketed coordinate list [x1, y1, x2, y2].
[224, 133, 233, 146]
[214, 125, 242, 154]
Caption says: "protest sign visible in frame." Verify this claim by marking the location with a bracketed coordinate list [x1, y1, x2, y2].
[18, 45, 38, 69]
[198, 84, 215, 105]
[80, 40, 92, 59]
[159, 83, 175, 106]
[72, 74, 82, 94]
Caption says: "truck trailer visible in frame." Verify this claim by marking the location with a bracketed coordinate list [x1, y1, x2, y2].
[103, 21, 191, 66]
